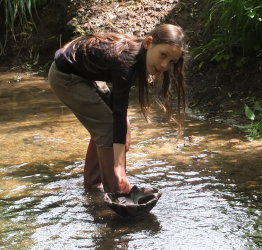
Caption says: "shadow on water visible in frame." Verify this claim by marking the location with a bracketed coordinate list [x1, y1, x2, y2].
[86, 206, 162, 249]
[1, 72, 262, 249]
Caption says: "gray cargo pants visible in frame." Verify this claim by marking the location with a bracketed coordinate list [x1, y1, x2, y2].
[48, 61, 113, 148]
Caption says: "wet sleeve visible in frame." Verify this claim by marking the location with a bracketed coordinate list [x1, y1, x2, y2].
[111, 69, 132, 144]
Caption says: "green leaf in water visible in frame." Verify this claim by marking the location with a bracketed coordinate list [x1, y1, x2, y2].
[246, 136, 254, 141]
[221, 209, 228, 214]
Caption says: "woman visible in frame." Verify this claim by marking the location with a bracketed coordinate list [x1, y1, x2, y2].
[48, 24, 187, 194]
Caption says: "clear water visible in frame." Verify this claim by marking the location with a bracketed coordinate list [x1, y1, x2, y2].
[1, 72, 262, 249]
[1, 159, 262, 249]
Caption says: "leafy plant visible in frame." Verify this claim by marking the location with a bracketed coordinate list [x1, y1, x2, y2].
[191, 0, 262, 67]
[0, 0, 51, 54]
[237, 102, 262, 141]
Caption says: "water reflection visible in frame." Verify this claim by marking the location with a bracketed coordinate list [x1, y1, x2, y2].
[1, 158, 262, 249]
[1, 72, 262, 249]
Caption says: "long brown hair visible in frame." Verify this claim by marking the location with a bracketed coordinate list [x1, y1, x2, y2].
[136, 24, 187, 133]
[64, 33, 143, 71]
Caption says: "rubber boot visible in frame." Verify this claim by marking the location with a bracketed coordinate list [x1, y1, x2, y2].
[84, 137, 103, 189]
[97, 147, 119, 193]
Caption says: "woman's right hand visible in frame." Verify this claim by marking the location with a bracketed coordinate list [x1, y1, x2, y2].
[114, 165, 131, 194]
[113, 143, 131, 194]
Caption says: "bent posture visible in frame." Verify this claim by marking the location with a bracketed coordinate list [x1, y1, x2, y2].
[48, 24, 187, 194]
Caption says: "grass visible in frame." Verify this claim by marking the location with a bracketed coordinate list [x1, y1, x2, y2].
[192, 0, 262, 67]
[0, 0, 50, 54]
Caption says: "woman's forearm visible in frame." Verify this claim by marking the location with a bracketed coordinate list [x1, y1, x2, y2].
[113, 143, 126, 168]
[113, 143, 131, 193]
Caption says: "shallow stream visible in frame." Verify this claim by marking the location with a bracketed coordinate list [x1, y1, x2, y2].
[1, 72, 262, 249]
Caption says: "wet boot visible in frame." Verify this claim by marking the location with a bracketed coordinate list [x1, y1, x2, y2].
[84, 137, 103, 189]
[97, 147, 119, 193]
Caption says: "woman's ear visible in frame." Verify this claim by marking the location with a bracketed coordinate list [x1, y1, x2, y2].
[143, 36, 153, 50]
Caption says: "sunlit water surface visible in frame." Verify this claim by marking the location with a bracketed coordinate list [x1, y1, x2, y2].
[1, 72, 262, 249]
[1, 158, 262, 249]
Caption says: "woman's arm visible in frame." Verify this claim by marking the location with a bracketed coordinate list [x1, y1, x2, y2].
[113, 143, 131, 193]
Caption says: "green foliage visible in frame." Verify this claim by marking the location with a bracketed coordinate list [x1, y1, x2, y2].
[209, 0, 262, 51]
[191, 0, 262, 67]
[237, 102, 262, 141]
[0, 0, 50, 54]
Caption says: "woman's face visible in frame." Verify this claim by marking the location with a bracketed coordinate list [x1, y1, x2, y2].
[144, 37, 182, 75]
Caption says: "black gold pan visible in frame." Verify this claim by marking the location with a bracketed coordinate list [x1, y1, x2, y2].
[104, 185, 162, 217]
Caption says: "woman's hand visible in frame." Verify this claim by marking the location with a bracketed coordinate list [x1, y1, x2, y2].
[125, 116, 131, 152]
[113, 143, 131, 194]
[114, 165, 131, 194]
